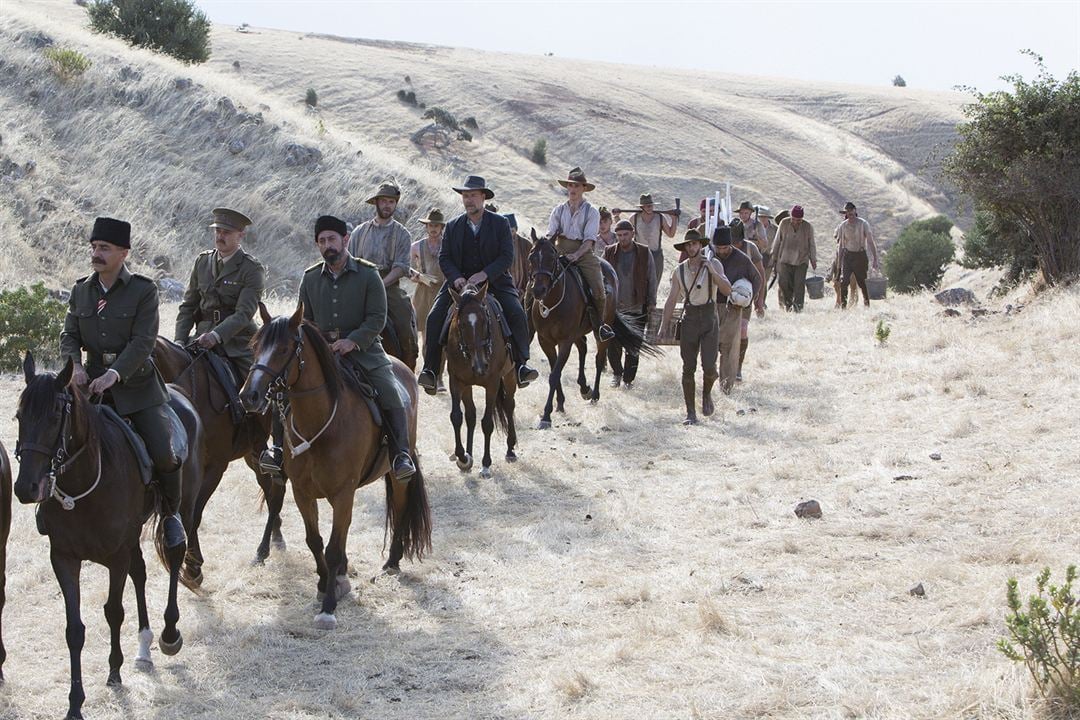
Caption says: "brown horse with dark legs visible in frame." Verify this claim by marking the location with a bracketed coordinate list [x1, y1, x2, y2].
[153, 338, 287, 582]
[240, 304, 431, 630]
[15, 353, 200, 720]
[0, 440, 10, 682]
[445, 283, 518, 478]
[528, 230, 656, 429]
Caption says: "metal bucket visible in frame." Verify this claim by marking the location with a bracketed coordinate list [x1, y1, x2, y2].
[805, 275, 825, 299]
[867, 276, 887, 300]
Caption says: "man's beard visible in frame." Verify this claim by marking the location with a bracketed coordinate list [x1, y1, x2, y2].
[322, 249, 341, 263]
[377, 207, 393, 220]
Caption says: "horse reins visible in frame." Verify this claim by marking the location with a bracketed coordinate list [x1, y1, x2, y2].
[15, 391, 102, 511]
[533, 245, 569, 319]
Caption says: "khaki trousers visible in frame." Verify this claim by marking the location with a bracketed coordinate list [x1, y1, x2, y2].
[556, 237, 607, 319]
[716, 302, 743, 392]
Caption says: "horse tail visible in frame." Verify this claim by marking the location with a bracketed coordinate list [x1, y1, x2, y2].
[612, 310, 662, 358]
[493, 379, 511, 436]
[151, 513, 168, 570]
[383, 462, 433, 563]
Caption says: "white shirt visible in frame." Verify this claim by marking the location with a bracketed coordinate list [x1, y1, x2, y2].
[547, 200, 599, 242]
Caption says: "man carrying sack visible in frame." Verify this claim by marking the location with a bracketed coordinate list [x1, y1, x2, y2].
[709, 225, 762, 393]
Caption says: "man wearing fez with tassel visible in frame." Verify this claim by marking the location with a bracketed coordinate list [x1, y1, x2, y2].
[348, 180, 419, 370]
[417, 175, 538, 394]
[60, 217, 187, 547]
[301, 215, 416, 479]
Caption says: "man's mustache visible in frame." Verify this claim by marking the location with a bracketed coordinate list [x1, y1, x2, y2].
[322, 249, 340, 261]
[91, 258, 106, 264]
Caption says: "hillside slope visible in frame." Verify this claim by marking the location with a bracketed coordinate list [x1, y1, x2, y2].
[1, 0, 965, 294]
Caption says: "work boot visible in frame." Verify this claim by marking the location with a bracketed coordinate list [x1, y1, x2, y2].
[384, 406, 416, 481]
[681, 378, 698, 425]
[259, 415, 286, 482]
[158, 468, 187, 549]
[702, 374, 717, 417]
[516, 363, 539, 388]
[417, 368, 439, 396]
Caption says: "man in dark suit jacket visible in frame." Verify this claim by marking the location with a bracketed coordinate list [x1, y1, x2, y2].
[418, 175, 539, 394]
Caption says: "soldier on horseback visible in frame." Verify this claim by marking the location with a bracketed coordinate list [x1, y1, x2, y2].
[60, 217, 187, 548]
[417, 175, 538, 394]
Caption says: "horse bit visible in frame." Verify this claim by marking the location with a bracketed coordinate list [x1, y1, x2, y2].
[15, 392, 102, 510]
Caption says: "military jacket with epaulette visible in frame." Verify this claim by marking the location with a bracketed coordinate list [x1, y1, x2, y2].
[60, 265, 170, 415]
[175, 247, 265, 360]
[298, 256, 390, 371]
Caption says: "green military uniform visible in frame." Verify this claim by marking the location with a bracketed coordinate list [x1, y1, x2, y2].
[174, 247, 265, 376]
[298, 255, 404, 410]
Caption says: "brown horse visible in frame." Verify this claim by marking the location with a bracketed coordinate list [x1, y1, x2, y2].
[510, 231, 532, 298]
[0, 439, 10, 682]
[239, 304, 432, 629]
[153, 338, 287, 582]
[528, 230, 655, 429]
[445, 283, 518, 478]
[15, 353, 200, 719]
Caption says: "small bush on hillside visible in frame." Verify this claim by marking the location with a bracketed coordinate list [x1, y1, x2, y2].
[462, 116, 478, 130]
[531, 138, 547, 166]
[422, 106, 460, 130]
[87, 0, 211, 65]
[884, 217, 955, 293]
[305, 88, 318, 107]
[397, 89, 417, 106]
[0, 283, 67, 372]
[874, 320, 891, 346]
[999, 566, 1079, 708]
[43, 47, 92, 81]
[893, 75, 907, 87]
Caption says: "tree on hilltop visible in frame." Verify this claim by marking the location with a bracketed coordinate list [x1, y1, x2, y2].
[87, 0, 211, 65]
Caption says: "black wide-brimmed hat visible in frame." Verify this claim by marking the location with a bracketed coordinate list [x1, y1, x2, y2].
[840, 201, 857, 214]
[90, 217, 131, 248]
[209, 207, 252, 231]
[673, 228, 705, 251]
[453, 175, 495, 200]
[711, 225, 733, 247]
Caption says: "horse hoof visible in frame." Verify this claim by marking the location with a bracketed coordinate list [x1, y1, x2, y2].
[456, 453, 473, 471]
[479, 466, 492, 479]
[579, 387, 591, 399]
[506, 451, 517, 463]
[107, 671, 122, 687]
[250, 556, 266, 567]
[134, 658, 154, 673]
[556, 406, 566, 413]
[314, 612, 337, 630]
[65, 711, 84, 720]
[590, 397, 599, 405]
[159, 631, 183, 656]
[537, 419, 551, 430]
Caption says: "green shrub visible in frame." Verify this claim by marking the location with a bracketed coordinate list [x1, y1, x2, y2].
[305, 88, 317, 107]
[874, 320, 891, 346]
[961, 209, 1037, 284]
[883, 217, 955, 293]
[396, 89, 417, 105]
[892, 74, 907, 87]
[87, 0, 211, 65]
[999, 566, 1079, 707]
[43, 47, 92, 81]
[531, 138, 547, 166]
[0, 283, 67, 372]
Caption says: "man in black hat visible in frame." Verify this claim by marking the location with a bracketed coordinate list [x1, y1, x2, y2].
[708, 225, 762, 393]
[417, 176, 538, 394]
[348, 180, 419, 369]
[659, 229, 730, 424]
[835, 201, 879, 307]
[60, 217, 187, 548]
[603, 219, 656, 389]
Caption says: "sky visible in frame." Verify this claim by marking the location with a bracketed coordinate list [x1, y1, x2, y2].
[194, 1, 1080, 93]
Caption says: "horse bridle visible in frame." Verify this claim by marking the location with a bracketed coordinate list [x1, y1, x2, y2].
[530, 240, 569, 318]
[15, 390, 102, 510]
[251, 326, 307, 407]
[454, 294, 496, 370]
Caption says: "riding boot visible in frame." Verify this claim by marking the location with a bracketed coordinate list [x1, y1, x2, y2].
[737, 338, 748, 382]
[259, 413, 286, 482]
[158, 468, 187, 549]
[384, 406, 417, 481]
[681, 378, 698, 425]
[702, 373, 718, 417]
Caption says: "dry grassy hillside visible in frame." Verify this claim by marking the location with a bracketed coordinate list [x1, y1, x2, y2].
[1, 0, 965, 297]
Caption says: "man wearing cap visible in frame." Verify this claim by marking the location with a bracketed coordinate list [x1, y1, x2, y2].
[175, 208, 265, 379]
[547, 167, 614, 341]
[709, 225, 762, 393]
[659, 229, 730, 424]
[835, 201, 879, 307]
[301, 215, 416, 479]
[348, 180, 418, 369]
[594, 207, 617, 257]
[60, 217, 187, 548]
[603, 219, 657, 389]
[615, 193, 678, 287]
[770, 205, 817, 312]
[417, 175, 538, 393]
[409, 207, 446, 345]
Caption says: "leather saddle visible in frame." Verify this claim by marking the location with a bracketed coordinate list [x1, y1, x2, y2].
[99, 405, 155, 487]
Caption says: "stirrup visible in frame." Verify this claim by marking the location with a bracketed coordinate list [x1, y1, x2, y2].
[259, 446, 284, 475]
[392, 452, 416, 481]
[598, 324, 615, 341]
[516, 364, 539, 388]
[418, 369, 439, 396]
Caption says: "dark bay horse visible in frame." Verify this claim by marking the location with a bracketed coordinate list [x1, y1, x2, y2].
[153, 338, 287, 581]
[15, 354, 200, 720]
[528, 230, 655, 429]
[445, 284, 518, 478]
[240, 304, 432, 630]
[0, 440, 10, 682]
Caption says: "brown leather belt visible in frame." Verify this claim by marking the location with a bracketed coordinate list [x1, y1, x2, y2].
[211, 309, 234, 324]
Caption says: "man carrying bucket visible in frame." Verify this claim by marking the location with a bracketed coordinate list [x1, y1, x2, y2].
[770, 205, 816, 312]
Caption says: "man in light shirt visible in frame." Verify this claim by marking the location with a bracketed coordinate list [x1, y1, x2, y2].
[770, 205, 817, 312]
[835, 201, 879, 307]
[616, 193, 678, 286]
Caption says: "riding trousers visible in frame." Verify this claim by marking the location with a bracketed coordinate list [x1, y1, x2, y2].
[555, 237, 607, 319]
[125, 401, 186, 474]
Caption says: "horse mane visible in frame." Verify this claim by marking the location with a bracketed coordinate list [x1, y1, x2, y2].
[19, 374, 127, 469]
[256, 315, 368, 400]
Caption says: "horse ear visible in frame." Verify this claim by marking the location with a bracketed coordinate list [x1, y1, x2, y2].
[258, 301, 273, 325]
[448, 285, 461, 305]
[57, 356, 74, 388]
[290, 301, 304, 328]
[530, 227, 539, 244]
[22, 351, 35, 385]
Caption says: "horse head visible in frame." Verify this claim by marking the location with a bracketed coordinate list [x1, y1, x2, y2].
[14, 352, 80, 504]
[449, 282, 495, 376]
[242, 301, 305, 414]
[529, 229, 561, 299]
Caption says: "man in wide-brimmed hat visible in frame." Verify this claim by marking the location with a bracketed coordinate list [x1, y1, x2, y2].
[615, 192, 678, 286]
[603, 219, 656, 389]
[770, 205, 816, 312]
[547, 166, 614, 341]
[409, 207, 447, 347]
[60, 217, 188, 548]
[348, 180, 418, 369]
[757, 206, 777, 275]
[417, 175, 538, 394]
[659, 229, 730, 424]
[594, 206, 616, 257]
[834, 201, 878, 307]
[708, 224, 762, 393]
